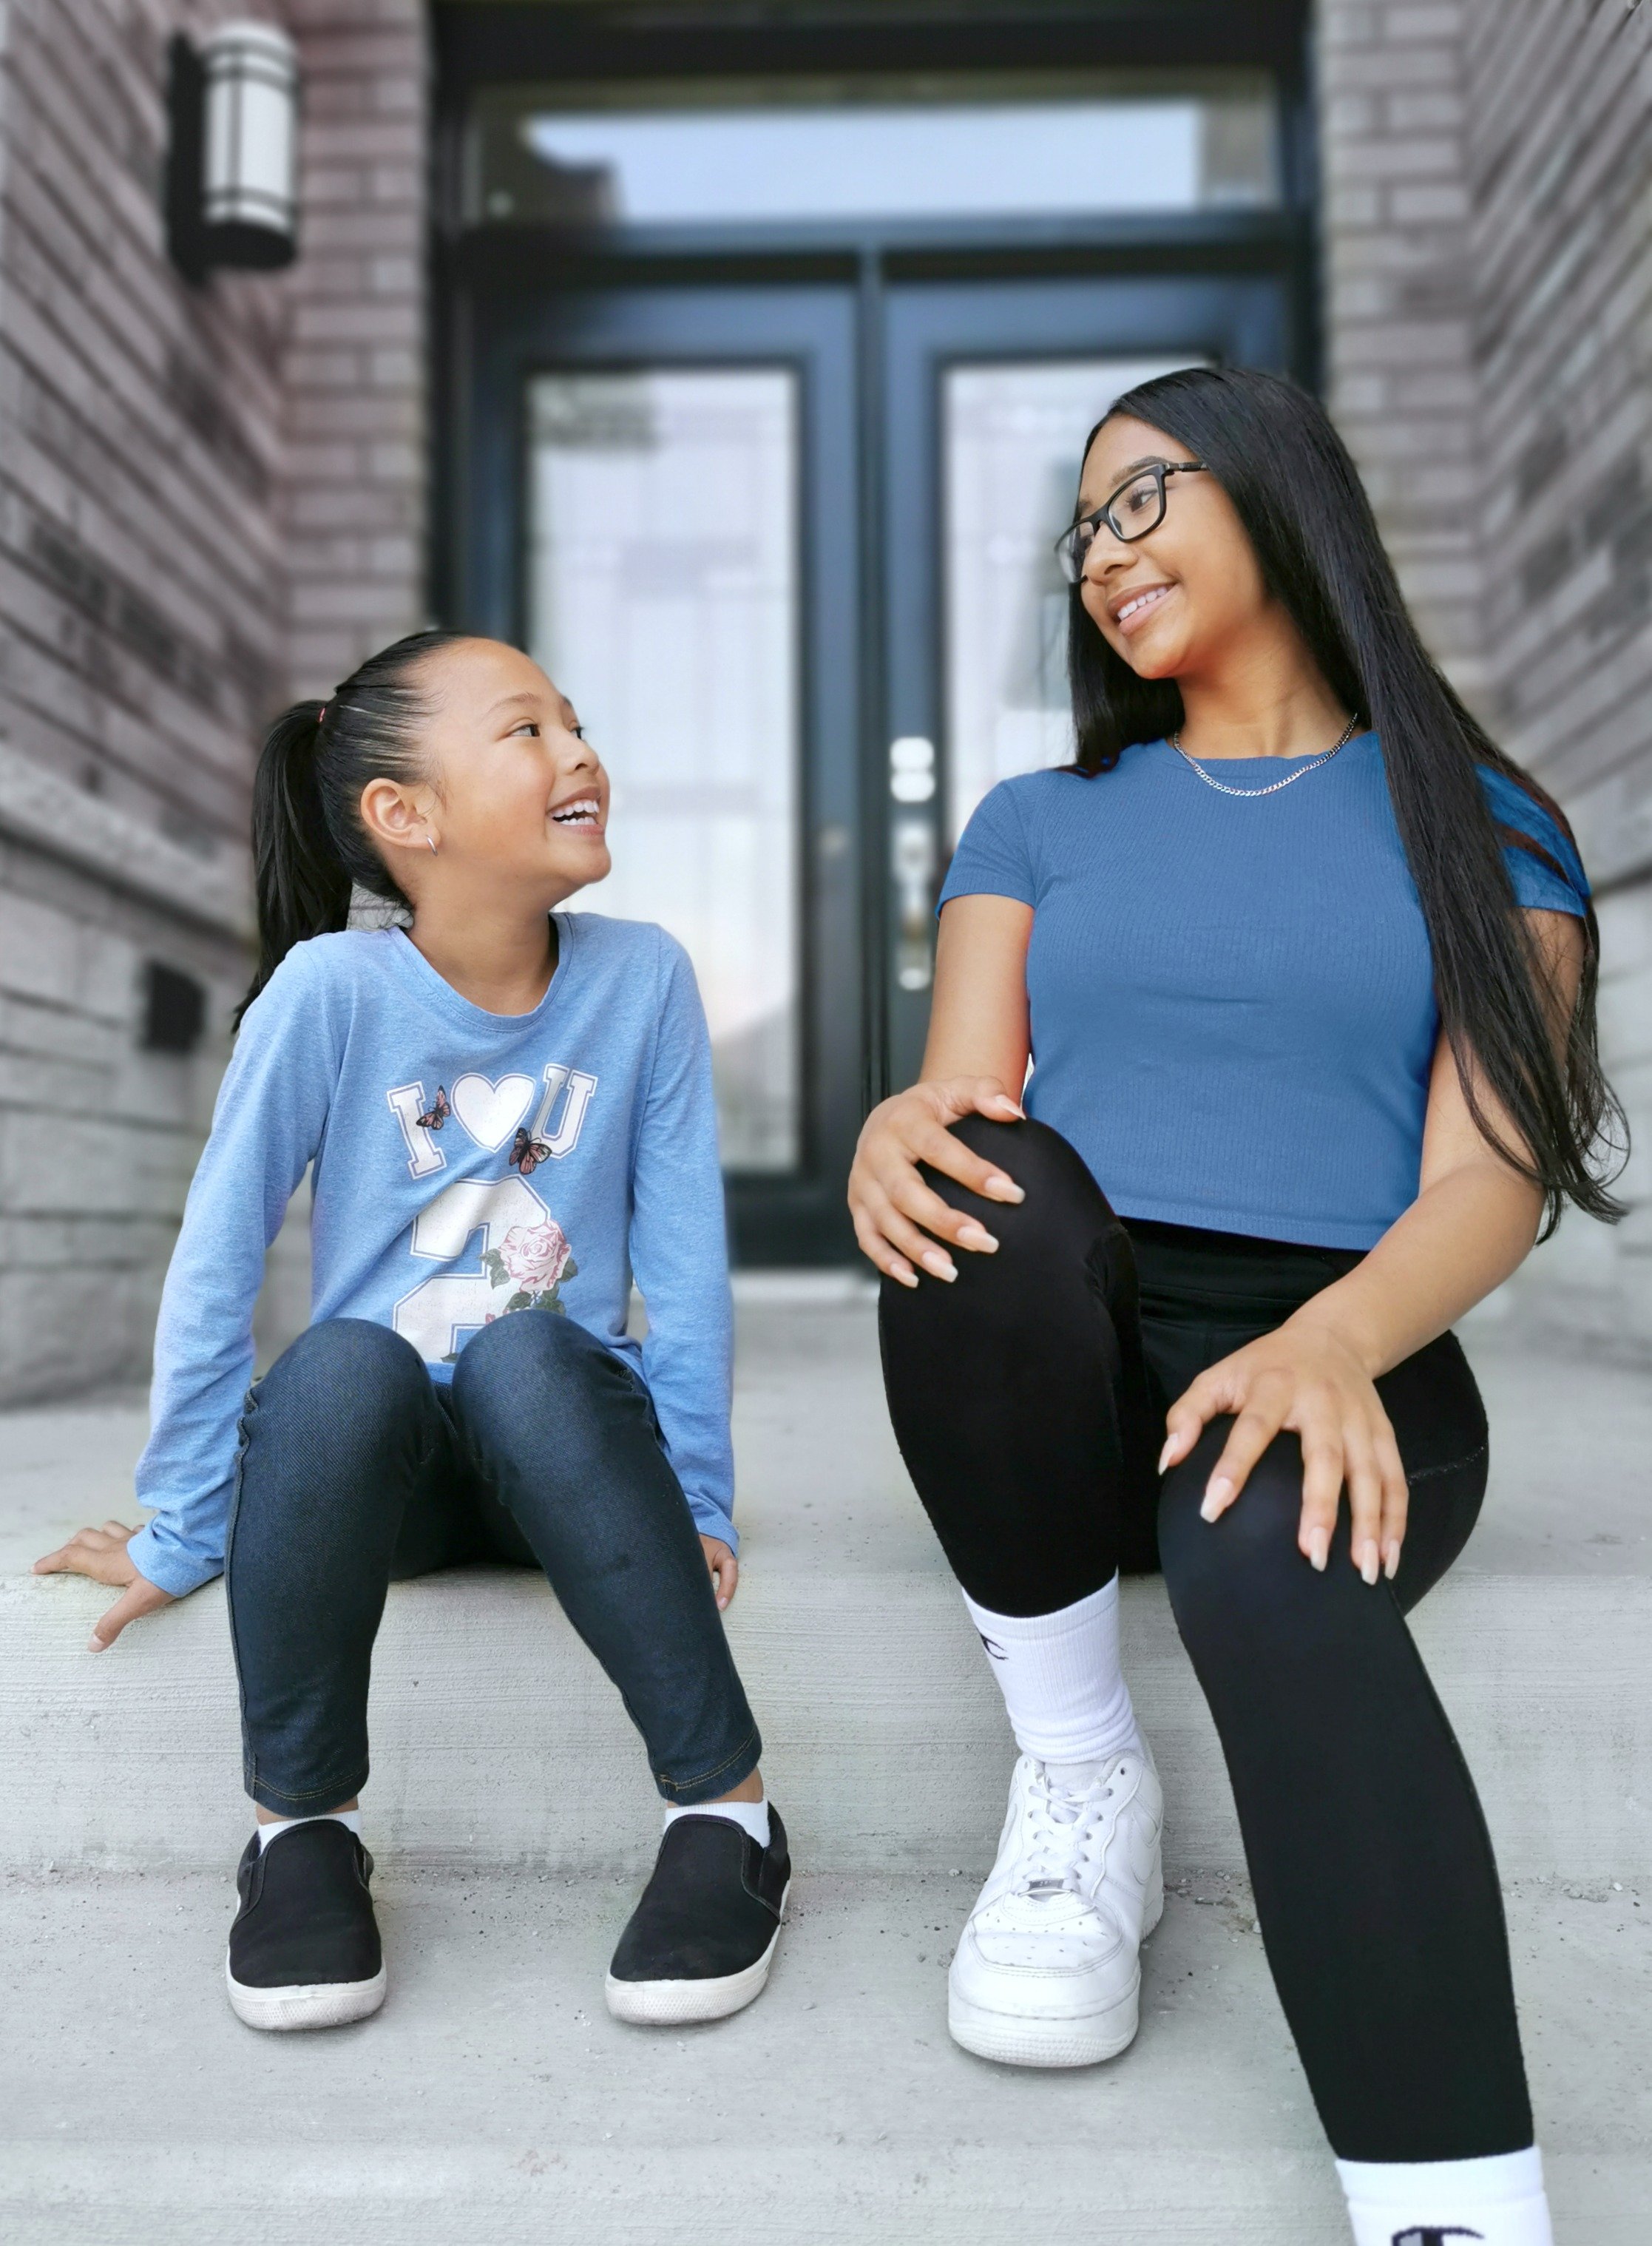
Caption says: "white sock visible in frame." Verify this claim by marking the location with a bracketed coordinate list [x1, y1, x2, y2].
[257, 1810, 363, 1853]
[664, 1798, 770, 1848]
[1337, 2146, 1553, 2245]
[961, 1577, 1142, 1769]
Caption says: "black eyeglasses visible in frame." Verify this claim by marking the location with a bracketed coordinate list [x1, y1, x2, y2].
[1054, 459, 1206, 584]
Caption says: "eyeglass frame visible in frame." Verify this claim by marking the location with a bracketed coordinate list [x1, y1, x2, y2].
[1054, 459, 1207, 583]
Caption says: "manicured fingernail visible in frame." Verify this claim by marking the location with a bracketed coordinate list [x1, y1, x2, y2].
[983, 1172, 1024, 1201]
[920, 1250, 957, 1281]
[1359, 1541, 1380, 1586]
[956, 1223, 998, 1251]
[1157, 1439, 1175, 1474]
[1200, 1477, 1231, 1522]
[1384, 1541, 1401, 1580]
[1307, 1528, 1329, 1572]
[87, 1636, 105, 1654]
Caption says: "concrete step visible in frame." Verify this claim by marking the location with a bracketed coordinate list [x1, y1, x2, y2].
[7, 1562, 1652, 1878]
[2, 1298, 1651, 1879]
[2, 1296, 1649, 2243]
[1, 1863, 1645, 2245]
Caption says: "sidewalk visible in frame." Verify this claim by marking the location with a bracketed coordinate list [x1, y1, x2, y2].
[1, 1288, 1647, 2242]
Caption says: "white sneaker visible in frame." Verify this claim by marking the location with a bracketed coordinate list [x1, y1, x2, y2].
[948, 1748, 1164, 2067]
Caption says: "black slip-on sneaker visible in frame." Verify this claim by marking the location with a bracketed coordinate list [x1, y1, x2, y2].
[226, 1820, 387, 2032]
[606, 1806, 791, 2026]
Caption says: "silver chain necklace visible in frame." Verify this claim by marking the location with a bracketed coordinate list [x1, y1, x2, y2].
[1169, 714, 1363, 798]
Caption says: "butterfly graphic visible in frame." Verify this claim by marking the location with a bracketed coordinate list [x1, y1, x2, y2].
[510, 1126, 552, 1177]
[415, 1085, 451, 1132]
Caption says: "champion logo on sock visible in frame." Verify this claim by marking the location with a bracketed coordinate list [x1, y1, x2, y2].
[978, 1634, 1008, 1660]
[1392, 2229, 1483, 2245]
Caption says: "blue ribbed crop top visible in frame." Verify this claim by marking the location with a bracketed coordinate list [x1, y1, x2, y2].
[938, 732, 1588, 1249]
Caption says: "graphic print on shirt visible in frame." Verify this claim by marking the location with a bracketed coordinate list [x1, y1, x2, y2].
[385, 1063, 595, 1179]
[387, 1082, 449, 1178]
[388, 1061, 597, 1363]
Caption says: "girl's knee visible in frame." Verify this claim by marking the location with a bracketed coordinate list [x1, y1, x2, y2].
[263, 1318, 424, 1412]
[897, 1117, 1125, 1327]
[1158, 1437, 1318, 1653]
[454, 1304, 605, 1398]
[946, 1114, 1117, 1234]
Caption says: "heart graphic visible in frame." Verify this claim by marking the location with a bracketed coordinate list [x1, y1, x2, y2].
[449, 1073, 537, 1151]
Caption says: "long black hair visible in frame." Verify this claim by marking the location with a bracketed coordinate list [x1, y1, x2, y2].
[1067, 365, 1623, 1234]
[237, 628, 471, 1025]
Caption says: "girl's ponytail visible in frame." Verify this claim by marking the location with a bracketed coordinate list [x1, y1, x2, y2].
[240, 701, 353, 1024]
[235, 629, 472, 1026]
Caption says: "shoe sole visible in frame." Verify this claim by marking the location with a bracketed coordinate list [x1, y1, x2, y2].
[604, 1881, 789, 2026]
[949, 1972, 1141, 2066]
[947, 1860, 1164, 2069]
[225, 1958, 387, 2032]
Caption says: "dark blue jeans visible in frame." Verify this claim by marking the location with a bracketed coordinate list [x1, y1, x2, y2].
[225, 1312, 760, 1816]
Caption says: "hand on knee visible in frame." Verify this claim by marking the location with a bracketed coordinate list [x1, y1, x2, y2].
[1157, 1321, 1409, 1586]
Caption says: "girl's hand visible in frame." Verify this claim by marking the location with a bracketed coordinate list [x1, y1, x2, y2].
[33, 1522, 178, 1651]
[1157, 1317, 1408, 1585]
[848, 1078, 1027, 1286]
[702, 1536, 739, 1611]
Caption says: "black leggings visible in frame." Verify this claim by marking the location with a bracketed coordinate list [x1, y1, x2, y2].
[879, 1114, 1532, 2165]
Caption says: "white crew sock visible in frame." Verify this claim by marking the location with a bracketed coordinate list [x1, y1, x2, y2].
[961, 1577, 1142, 1769]
[1337, 2146, 1554, 2246]
[257, 1810, 363, 1853]
[664, 1799, 771, 1849]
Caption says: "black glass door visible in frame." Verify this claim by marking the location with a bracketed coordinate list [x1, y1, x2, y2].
[450, 256, 1299, 1258]
[455, 279, 864, 1260]
[878, 271, 1294, 1090]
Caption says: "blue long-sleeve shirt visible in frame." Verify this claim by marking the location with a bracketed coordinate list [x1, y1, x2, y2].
[130, 913, 735, 1596]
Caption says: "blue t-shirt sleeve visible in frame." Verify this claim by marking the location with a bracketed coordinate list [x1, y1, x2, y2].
[628, 931, 737, 1552]
[129, 949, 335, 1596]
[1477, 768, 1590, 919]
[938, 779, 1037, 910]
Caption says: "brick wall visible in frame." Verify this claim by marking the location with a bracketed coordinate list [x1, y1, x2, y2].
[284, 0, 429, 699]
[0, 0, 427, 1402]
[1460, 0, 1652, 1347]
[0, 0, 284, 1401]
[1318, 0, 1652, 1351]
[1316, 1, 1489, 703]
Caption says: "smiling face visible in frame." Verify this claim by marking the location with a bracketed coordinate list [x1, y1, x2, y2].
[1074, 415, 1273, 684]
[359, 638, 612, 906]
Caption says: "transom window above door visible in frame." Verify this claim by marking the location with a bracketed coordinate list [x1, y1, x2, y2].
[467, 72, 1281, 229]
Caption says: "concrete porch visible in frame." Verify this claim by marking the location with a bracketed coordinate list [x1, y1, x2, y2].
[0, 1285, 1647, 2242]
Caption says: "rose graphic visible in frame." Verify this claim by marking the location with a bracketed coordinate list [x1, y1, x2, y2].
[498, 1219, 573, 1293]
[474, 1215, 578, 1330]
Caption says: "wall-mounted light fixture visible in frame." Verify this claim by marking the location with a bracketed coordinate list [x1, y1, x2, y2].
[166, 22, 299, 283]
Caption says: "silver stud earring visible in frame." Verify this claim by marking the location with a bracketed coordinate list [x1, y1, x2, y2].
[427, 836, 438, 855]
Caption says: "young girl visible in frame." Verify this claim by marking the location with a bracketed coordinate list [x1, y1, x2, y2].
[37, 631, 789, 2033]
[849, 369, 1618, 2245]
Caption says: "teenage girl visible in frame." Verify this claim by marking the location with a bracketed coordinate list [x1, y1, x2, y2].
[849, 369, 1618, 2246]
[38, 632, 789, 2033]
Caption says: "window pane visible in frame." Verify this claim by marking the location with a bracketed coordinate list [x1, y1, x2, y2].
[473, 77, 1279, 227]
[944, 358, 1204, 840]
[526, 370, 799, 1172]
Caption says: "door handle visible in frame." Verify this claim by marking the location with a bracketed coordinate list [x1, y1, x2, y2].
[889, 739, 938, 992]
